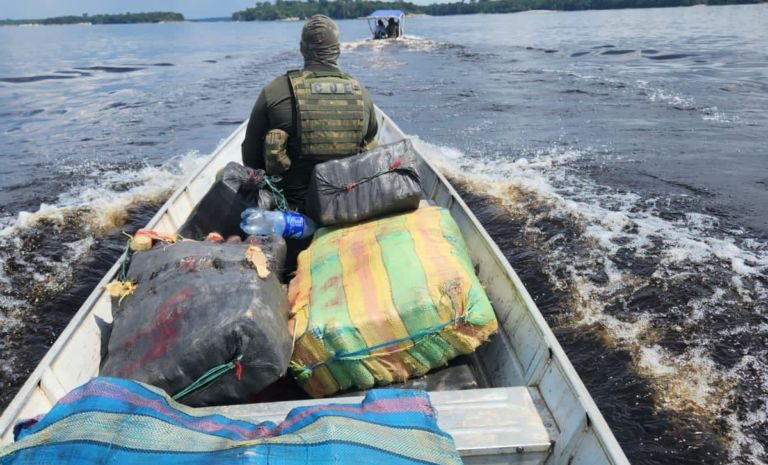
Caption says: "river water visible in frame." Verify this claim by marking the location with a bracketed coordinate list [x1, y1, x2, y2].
[0, 5, 766, 464]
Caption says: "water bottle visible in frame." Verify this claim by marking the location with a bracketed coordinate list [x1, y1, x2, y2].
[240, 208, 317, 239]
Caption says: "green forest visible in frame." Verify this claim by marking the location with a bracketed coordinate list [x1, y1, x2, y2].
[0, 12, 184, 26]
[233, 1, 417, 21]
[232, 0, 764, 20]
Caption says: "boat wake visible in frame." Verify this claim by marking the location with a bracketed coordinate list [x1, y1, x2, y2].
[558, 70, 744, 125]
[412, 136, 768, 465]
[342, 36, 450, 53]
[342, 36, 454, 72]
[0, 151, 207, 406]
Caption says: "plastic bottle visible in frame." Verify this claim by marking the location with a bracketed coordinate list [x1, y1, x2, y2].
[240, 208, 317, 240]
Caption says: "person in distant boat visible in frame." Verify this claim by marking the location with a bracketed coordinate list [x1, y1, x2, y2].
[241, 15, 378, 208]
[386, 18, 399, 39]
[373, 19, 387, 39]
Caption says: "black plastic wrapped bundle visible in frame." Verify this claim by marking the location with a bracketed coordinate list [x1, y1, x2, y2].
[101, 239, 291, 407]
[178, 162, 281, 239]
[305, 139, 423, 226]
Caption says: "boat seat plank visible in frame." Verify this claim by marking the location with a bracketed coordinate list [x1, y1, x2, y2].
[202, 387, 552, 464]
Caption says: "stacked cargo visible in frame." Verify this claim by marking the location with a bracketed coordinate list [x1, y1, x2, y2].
[101, 139, 496, 404]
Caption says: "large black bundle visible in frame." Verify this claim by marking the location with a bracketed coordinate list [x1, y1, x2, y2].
[305, 139, 423, 226]
[101, 239, 292, 407]
[178, 162, 281, 239]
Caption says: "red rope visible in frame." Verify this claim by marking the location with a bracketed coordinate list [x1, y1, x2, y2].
[234, 360, 243, 380]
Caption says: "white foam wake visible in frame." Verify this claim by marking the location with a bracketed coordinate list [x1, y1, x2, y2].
[0, 151, 208, 379]
[0, 153, 207, 236]
[342, 36, 448, 53]
[412, 135, 768, 464]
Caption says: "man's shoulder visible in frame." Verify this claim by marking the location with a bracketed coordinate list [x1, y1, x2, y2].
[264, 73, 291, 91]
[261, 73, 293, 102]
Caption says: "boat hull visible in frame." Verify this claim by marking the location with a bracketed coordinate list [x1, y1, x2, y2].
[0, 110, 630, 465]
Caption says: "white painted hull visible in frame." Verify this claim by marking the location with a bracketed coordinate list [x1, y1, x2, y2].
[0, 110, 630, 465]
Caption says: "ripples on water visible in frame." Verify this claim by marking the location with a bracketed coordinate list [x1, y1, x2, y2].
[1, 6, 767, 464]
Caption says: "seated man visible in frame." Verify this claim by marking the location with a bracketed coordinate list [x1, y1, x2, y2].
[241, 15, 378, 208]
[374, 19, 387, 39]
[386, 18, 399, 39]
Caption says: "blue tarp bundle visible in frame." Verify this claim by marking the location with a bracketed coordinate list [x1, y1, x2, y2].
[1, 377, 462, 465]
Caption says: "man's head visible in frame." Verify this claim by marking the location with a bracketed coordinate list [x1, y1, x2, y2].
[300, 15, 340, 68]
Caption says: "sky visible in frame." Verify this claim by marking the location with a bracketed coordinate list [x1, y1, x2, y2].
[1, 1, 257, 19]
[1, 0, 437, 20]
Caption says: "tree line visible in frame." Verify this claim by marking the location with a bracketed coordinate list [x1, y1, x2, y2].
[0, 12, 185, 26]
[232, 1, 418, 21]
[231, 0, 764, 21]
[424, 0, 763, 15]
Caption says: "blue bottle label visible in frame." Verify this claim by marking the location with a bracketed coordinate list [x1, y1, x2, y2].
[282, 211, 304, 239]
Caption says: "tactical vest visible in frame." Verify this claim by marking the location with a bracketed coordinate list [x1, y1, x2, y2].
[287, 70, 366, 161]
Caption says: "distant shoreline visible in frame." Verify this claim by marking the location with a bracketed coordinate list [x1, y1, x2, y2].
[0, 12, 184, 27]
[3, 1, 762, 27]
[231, 0, 765, 21]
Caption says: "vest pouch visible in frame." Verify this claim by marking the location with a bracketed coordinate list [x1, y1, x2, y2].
[264, 129, 291, 175]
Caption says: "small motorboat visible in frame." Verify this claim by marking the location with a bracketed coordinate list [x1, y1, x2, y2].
[367, 9, 405, 40]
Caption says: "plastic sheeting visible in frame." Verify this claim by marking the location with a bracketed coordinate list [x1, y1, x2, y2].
[179, 162, 282, 240]
[305, 139, 422, 226]
[101, 239, 292, 406]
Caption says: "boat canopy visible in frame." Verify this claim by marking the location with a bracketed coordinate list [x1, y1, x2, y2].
[366, 9, 405, 39]
[366, 9, 405, 19]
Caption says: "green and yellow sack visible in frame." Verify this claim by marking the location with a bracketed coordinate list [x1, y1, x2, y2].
[288, 206, 497, 397]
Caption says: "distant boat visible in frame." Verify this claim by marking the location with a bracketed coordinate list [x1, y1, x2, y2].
[366, 9, 405, 40]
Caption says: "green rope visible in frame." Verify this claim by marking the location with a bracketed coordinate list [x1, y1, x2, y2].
[302, 317, 466, 373]
[172, 354, 243, 401]
[299, 284, 471, 376]
[117, 242, 132, 282]
[263, 175, 290, 211]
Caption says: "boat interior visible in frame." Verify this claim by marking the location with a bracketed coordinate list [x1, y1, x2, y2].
[176, 190, 558, 464]
[0, 113, 626, 465]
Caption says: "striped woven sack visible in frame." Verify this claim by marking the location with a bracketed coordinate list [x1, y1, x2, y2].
[1, 377, 462, 465]
[289, 206, 498, 397]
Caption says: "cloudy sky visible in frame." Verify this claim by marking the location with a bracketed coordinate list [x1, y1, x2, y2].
[1, 0, 436, 20]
